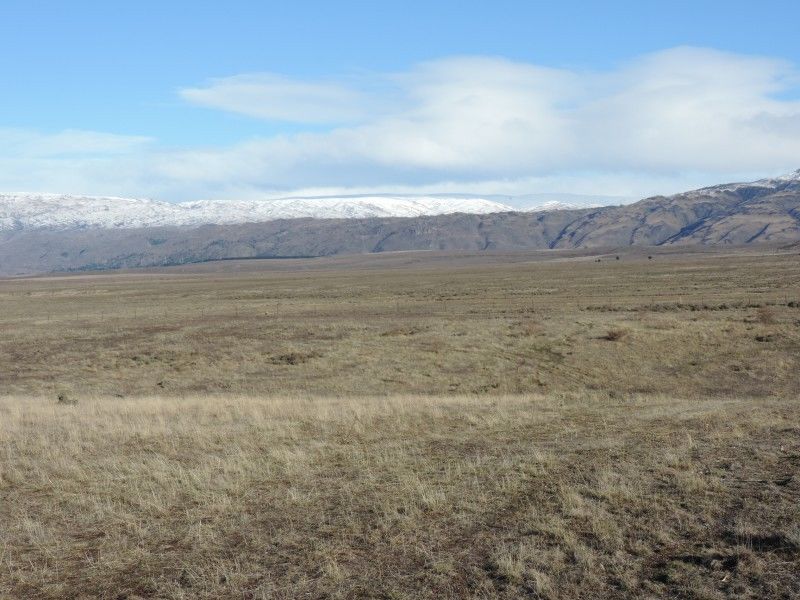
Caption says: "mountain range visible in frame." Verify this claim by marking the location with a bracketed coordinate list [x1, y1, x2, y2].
[0, 171, 798, 275]
[0, 192, 606, 232]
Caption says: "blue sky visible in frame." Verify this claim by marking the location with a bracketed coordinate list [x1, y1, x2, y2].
[2, 1, 800, 201]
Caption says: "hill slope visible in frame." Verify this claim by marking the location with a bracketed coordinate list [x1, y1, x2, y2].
[547, 169, 800, 247]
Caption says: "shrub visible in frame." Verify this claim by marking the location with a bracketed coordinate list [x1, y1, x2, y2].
[603, 328, 628, 341]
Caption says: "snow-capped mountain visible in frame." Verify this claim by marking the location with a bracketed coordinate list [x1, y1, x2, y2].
[685, 169, 800, 196]
[0, 194, 516, 232]
[2, 171, 796, 234]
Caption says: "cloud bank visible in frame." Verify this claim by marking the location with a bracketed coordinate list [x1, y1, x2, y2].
[2, 47, 799, 201]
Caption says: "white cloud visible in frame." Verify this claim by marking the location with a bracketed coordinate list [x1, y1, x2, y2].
[572, 48, 800, 171]
[2, 47, 799, 200]
[162, 48, 800, 188]
[0, 129, 156, 196]
[179, 73, 369, 123]
[0, 128, 152, 157]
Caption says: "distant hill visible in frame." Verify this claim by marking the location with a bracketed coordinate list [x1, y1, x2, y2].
[1, 171, 798, 275]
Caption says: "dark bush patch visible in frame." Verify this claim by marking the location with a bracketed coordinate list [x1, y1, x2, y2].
[270, 351, 321, 365]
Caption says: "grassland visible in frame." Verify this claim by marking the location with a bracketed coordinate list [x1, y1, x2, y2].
[1, 247, 799, 598]
[0, 247, 799, 399]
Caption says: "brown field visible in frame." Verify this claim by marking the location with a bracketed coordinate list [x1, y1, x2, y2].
[1, 246, 799, 598]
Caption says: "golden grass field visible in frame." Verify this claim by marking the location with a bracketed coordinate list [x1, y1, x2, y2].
[1, 246, 799, 598]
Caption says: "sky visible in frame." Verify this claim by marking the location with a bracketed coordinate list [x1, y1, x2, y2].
[2, 0, 800, 204]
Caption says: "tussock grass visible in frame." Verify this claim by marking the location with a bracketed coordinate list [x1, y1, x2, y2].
[602, 327, 629, 341]
[1, 393, 798, 599]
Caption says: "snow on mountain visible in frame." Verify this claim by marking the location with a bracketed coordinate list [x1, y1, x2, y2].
[0, 194, 517, 232]
[770, 168, 800, 183]
[692, 169, 800, 195]
[521, 200, 602, 212]
[4, 172, 794, 232]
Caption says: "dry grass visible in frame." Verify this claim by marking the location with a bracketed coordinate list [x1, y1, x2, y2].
[1, 393, 798, 599]
[1, 247, 799, 598]
[0, 247, 798, 400]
